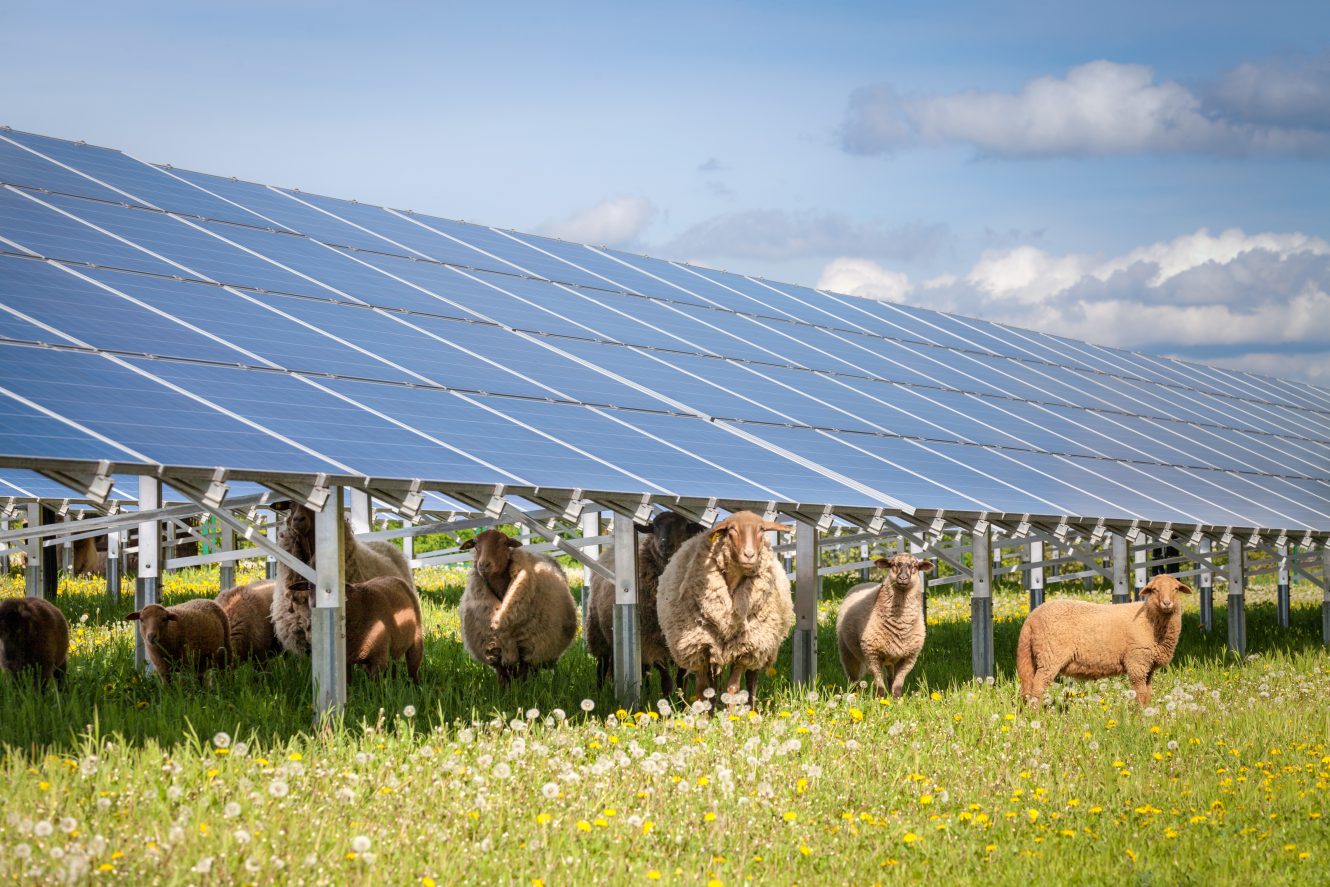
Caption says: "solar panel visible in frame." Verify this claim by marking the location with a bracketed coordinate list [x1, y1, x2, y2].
[1, 127, 1326, 534]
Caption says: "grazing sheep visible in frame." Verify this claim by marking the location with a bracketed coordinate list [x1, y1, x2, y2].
[0, 596, 68, 684]
[72, 535, 106, 576]
[346, 576, 424, 682]
[1016, 574, 1192, 707]
[836, 554, 934, 698]
[656, 511, 795, 705]
[459, 529, 577, 686]
[271, 503, 416, 655]
[216, 580, 282, 663]
[586, 512, 702, 696]
[126, 599, 230, 679]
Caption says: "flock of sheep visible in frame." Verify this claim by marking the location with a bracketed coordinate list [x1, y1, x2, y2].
[0, 506, 1193, 709]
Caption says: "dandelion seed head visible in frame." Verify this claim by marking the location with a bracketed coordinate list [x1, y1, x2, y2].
[402, 705, 417, 718]
[212, 732, 231, 749]
[268, 780, 289, 798]
[580, 699, 595, 712]
[351, 835, 371, 853]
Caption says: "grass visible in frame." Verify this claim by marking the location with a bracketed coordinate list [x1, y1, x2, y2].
[1, 565, 1328, 885]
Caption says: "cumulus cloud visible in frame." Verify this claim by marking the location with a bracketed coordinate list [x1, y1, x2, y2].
[538, 196, 656, 247]
[817, 258, 912, 303]
[842, 60, 1330, 157]
[1211, 52, 1330, 129]
[818, 228, 1330, 383]
[664, 209, 947, 262]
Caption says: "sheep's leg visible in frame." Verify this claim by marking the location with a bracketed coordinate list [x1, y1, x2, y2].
[655, 662, 674, 698]
[744, 669, 758, 706]
[865, 656, 889, 698]
[1128, 672, 1152, 707]
[406, 639, 423, 686]
[495, 664, 511, 688]
[1026, 664, 1063, 707]
[694, 649, 714, 702]
[724, 664, 744, 708]
[594, 655, 611, 689]
[890, 652, 919, 699]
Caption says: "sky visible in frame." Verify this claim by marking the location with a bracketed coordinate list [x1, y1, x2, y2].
[5, 0, 1330, 384]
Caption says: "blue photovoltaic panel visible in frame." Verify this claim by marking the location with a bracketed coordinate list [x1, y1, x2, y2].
[1, 128, 1327, 530]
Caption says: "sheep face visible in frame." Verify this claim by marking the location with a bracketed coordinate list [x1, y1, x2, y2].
[709, 511, 792, 576]
[278, 503, 316, 565]
[1139, 574, 1193, 613]
[126, 604, 178, 654]
[638, 512, 703, 566]
[874, 555, 935, 592]
[461, 529, 522, 597]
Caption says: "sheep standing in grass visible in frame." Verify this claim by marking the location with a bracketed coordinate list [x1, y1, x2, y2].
[271, 503, 416, 655]
[657, 511, 794, 705]
[126, 599, 229, 680]
[459, 529, 577, 686]
[72, 535, 106, 576]
[346, 576, 424, 682]
[836, 554, 933, 698]
[586, 512, 702, 695]
[216, 580, 281, 663]
[1016, 574, 1192, 707]
[0, 597, 68, 685]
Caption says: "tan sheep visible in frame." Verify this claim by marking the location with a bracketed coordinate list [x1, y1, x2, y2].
[216, 580, 281, 663]
[656, 511, 795, 705]
[459, 529, 577, 686]
[836, 554, 934, 698]
[0, 596, 69, 685]
[345, 576, 424, 682]
[585, 512, 702, 696]
[272, 503, 416, 655]
[126, 599, 230, 680]
[72, 535, 106, 576]
[1016, 574, 1192, 707]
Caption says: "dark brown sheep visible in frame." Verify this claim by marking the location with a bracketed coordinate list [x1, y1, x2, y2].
[216, 580, 282, 663]
[0, 597, 69, 684]
[126, 599, 230, 680]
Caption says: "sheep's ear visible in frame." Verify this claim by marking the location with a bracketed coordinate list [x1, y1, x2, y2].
[126, 611, 141, 622]
[762, 521, 794, 535]
[459, 539, 476, 551]
[1138, 582, 1155, 597]
[708, 516, 734, 541]
[916, 559, 935, 573]
[635, 522, 655, 535]
[874, 557, 892, 570]
[1177, 582, 1194, 595]
[505, 537, 523, 548]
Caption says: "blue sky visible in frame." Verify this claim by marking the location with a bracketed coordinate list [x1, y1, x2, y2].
[6, 0, 1330, 382]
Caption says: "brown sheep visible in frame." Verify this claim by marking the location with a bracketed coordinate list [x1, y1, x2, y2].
[215, 580, 282, 663]
[460, 529, 577, 686]
[271, 503, 416, 655]
[656, 511, 795, 706]
[345, 576, 424, 682]
[1016, 574, 1192, 707]
[72, 535, 106, 576]
[585, 512, 702, 696]
[126, 599, 230, 680]
[836, 554, 934, 698]
[0, 597, 69, 685]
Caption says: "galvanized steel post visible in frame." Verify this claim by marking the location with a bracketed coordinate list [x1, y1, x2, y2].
[792, 519, 819, 687]
[218, 523, 236, 593]
[312, 487, 348, 721]
[106, 528, 121, 603]
[971, 524, 994, 679]
[1198, 537, 1214, 632]
[611, 516, 641, 708]
[580, 510, 600, 636]
[1321, 545, 1330, 647]
[266, 510, 278, 580]
[1227, 539, 1246, 656]
[1276, 543, 1290, 629]
[1026, 539, 1045, 610]
[134, 478, 162, 672]
[1111, 533, 1131, 604]
[25, 503, 58, 600]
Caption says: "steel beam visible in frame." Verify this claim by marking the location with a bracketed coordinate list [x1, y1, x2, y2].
[1111, 533, 1131, 604]
[1276, 543, 1290, 629]
[1027, 539, 1045, 610]
[312, 487, 347, 722]
[134, 478, 162, 672]
[792, 519, 819, 687]
[106, 528, 121, 603]
[579, 510, 600, 633]
[611, 516, 641, 708]
[1198, 537, 1214, 632]
[266, 510, 278, 580]
[1227, 540, 1246, 656]
[1322, 545, 1330, 647]
[218, 523, 236, 593]
[348, 489, 372, 535]
[25, 504, 59, 600]
[971, 524, 994, 679]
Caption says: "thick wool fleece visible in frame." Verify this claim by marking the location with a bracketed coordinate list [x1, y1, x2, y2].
[133, 599, 230, 679]
[346, 576, 424, 683]
[0, 597, 68, 684]
[836, 576, 926, 698]
[216, 580, 281, 663]
[461, 547, 577, 675]
[586, 538, 675, 686]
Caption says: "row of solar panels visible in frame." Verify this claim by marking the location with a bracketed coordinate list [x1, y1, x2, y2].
[1, 128, 1327, 531]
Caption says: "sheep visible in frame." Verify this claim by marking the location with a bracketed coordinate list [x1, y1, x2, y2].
[271, 503, 416, 655]
[126, 599, 230, 679]
[0, 596, 69, 685]
[1015, 574, 1192, 707]
[836, 554, 934, 698]
[216, 580, 282, 663]
[346, 576, 424, 682]
[656, 511, 795, 706]
[72, 535, 106, 576]
[459, 529, 577, 686]
[585, 512, 702, 696]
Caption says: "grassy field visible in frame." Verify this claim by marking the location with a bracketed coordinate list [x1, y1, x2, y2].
[1, 565, 1327, 885]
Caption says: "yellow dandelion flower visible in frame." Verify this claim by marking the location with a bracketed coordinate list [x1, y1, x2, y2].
[799, 845, 811, 856]
[704, 812, 716, 822]
[99, 864, 114, 872]
[533, 880, 545, 887]
[929, 691, 941, 701]
[535, 813, 552, 826]
[783, 812, 798, 822]
[647, 872, 661, 881]
[346, 852, 358, 861]
[288, 752, 302, 762]
[576, 820, 592, 832]
[1125, 849, 1137, 863]
[707, 880, 724, 887]
[642, 821, 654, 834]
[38, 781, 49, 791]
[902, 832, 919, 844]
[849, 708, 863, 721]
[919, 794, 933, 805]
[1299, 852, 1310, 860]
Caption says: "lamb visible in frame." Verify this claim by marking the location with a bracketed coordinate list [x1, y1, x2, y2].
[216, 580, 282, 663]
[656, 511, 795, 705]
[0, 596, 69, 684]
[126, 599, 230, 679]
[459, 529, 577, 685]
[271, 502, 416, 655]
[1016, 574, 1192, 707]
[836, 554, 934, 698]
[585, 512, 702, 696]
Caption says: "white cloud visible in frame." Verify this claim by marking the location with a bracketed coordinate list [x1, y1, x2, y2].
[818, 227, 1330, 384]
[538, 196, 656, 247]
[1212, 53, 1330, 129]
[664, 209, 947, 262]
[842, 60, 1330, 157]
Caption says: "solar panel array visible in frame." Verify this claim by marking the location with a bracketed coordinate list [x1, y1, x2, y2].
[1, 128, 1328, 533]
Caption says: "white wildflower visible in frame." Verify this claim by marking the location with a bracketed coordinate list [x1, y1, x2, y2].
[268, 780, 289, 798]
[212, 732, 231, 749]
[351, 835, 371, 853]
[223, 802, 241, 818]
[192, 857, 214, 874]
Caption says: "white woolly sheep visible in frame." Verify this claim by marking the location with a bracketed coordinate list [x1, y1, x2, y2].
[126, 599, 230, 680]
[0, 596, 68, 685]
[271, 503, 416, 656]
[459, 529, 577, 686]
[586, 512, 702, 695]
[216, 580, 282, 663]
[1016, 574, 1192, 707]
[656, 511, 795, 705]
[836, 554, 934, 698]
